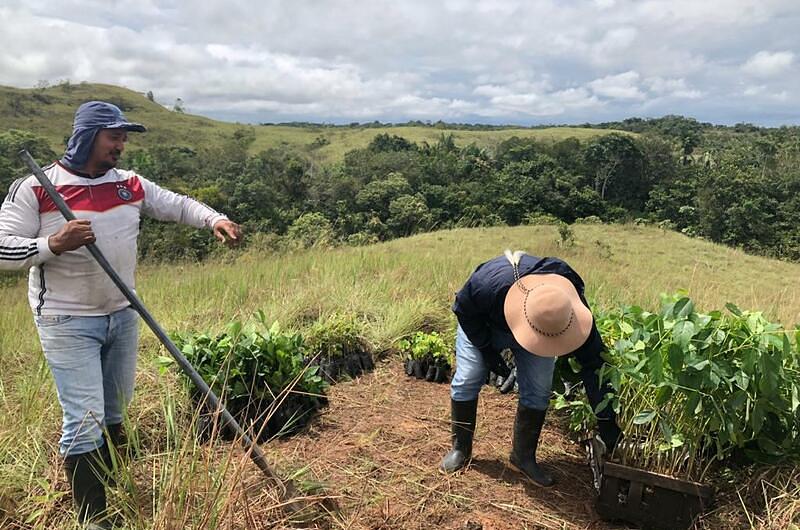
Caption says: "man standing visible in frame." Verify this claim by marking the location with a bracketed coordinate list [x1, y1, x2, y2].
[0, 101, 241, 528]
[440, 250, 621, 487]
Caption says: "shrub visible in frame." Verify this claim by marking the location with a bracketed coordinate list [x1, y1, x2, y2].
[399, 331, 452, 366]
[522, 212, 560, 225]
[286, 212, 336, 249]
[171, 313, 327, 441]
[556, 221, 576, 247]
[399, 331, 453, 383]
[305, 313, 367, 359]
[304, 313, 373, 383]
[556, 294, 800, 481]
[574, 215, 603, 224]
[346, 231, 379, 246]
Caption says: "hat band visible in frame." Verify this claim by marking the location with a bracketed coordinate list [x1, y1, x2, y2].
[522, 286, 575, 337]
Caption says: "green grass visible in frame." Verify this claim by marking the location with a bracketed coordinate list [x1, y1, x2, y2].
[0, 83, 623, 164]
[1, 223, 799, 528]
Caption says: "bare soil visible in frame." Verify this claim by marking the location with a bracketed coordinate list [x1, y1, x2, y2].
[269, 358, 625, 530]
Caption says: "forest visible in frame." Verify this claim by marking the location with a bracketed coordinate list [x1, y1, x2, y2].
[1, 114, 798, 263]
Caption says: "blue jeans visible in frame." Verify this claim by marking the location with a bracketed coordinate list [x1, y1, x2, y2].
[35, 307, 139, 456]
[451, 324, 555, 410]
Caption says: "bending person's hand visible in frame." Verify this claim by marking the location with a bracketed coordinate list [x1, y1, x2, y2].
[213, 219, 242, 247]
[483, 348, 511, 379]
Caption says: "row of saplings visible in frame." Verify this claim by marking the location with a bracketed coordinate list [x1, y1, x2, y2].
[171, 311, 453, 443]
[170, 294, 800, 529]
[401, 296, 800, 530]
[172, 311, 367, 442]
[553, 293, 800, 529]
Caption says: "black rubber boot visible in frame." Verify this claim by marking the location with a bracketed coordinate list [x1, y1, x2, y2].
[63, 449, 111, 529]
[440, 398, 478, 473]
[508, 404, 555, 487]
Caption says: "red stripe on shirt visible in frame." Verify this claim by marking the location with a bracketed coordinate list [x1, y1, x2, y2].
[35, 177, 144, 213]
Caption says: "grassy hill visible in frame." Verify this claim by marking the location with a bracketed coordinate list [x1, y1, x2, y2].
[0, 83, 623, 163]
[1, 223, 799, 528]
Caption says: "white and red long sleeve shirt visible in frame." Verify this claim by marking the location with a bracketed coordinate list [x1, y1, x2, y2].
[0, 161, 227, 316]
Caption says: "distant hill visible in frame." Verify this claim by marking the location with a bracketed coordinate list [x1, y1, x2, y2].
[0, 82, 625, 162]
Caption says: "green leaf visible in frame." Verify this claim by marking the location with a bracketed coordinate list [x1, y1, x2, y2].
[741, 348, 758, 373]
[655, 385, 673, 406]
[672, 320, 696, 349]
[552, 394, 569, 409]
[733, 371, 750, 390]
[688, 359, 710, 371]
[227, 320, 243, 337]
[670, 434, 684, 448]
[646, 349, 665, 384]
[684, 392, 700, 417]
[633, 410, 657, 425]
[667, 343, 684, 374]
[752, 400, 766, 435]
[567, 356, 581, 374]
[727, 390, 748, 412]
[725, 302, 743, 316]
[764, 333, 784, 351]
[673, 297, 694, 319]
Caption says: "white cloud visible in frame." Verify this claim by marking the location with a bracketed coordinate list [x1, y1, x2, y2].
[473, 85, 512, 98]
[594, 0, 616, 9]
[588, 71, 646, 100]
[635, 0, 780, 29]
[646, 77, 703, 99]
[591, 27, 639, 65]
[742, 51, 795, 77]
[743, 85, 767, 96]
[0, 1, 798, 125]
[479, 85, 601, 118]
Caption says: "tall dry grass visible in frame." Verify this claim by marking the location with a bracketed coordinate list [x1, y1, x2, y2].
[1, 223, 799, 528]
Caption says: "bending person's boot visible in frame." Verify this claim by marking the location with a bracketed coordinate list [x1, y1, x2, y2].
[64, 449, 111, 529]
[440, 398, 478, 473]
[508, 403, 555, 487]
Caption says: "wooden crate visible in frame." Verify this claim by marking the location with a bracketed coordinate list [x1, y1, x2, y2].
[596, 461, 714, 530]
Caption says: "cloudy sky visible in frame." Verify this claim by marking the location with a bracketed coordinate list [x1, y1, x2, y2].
[1, 0, 798, 126]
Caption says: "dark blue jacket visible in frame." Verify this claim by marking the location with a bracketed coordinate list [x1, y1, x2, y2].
[452, 254, 613, 418]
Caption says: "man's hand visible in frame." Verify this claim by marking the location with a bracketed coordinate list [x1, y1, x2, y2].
[48, 219, 96, 255]
[213, 219, 242, 247]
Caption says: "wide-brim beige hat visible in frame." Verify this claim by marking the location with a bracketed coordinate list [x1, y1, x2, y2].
[503, 273, 593, 357]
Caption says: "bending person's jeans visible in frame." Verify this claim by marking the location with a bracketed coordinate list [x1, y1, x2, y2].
[451, 324, 555, 410]
[35, 306, 139, 456]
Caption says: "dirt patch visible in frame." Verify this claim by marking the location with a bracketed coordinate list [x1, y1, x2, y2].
[270, 358, 617, 529]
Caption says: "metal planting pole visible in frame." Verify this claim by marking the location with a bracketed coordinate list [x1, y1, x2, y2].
[19, 150, 296, 497]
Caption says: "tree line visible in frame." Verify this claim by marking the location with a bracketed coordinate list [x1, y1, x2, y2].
[1, 115, 798, 263]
